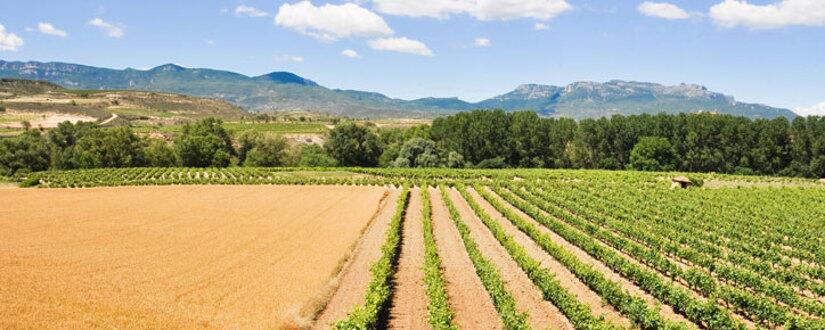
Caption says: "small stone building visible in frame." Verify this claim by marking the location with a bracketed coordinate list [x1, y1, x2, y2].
[671, 176, 693, 189]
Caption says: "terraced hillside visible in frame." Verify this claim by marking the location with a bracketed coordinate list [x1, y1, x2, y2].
[0, 79, 245, 132]
[4, 168, 825, 329]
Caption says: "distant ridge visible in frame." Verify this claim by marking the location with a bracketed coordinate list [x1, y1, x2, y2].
[0, 60, 796, 119]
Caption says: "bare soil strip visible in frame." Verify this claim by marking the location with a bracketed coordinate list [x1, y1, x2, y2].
[0, 185, 388, 329]
[388, 188, 430, 329]
[466, 187, 633, 328]
[448, 188, 574, 330]
[486, 186, 697, 328]
[313, 188, 402, 329]
[428, 187, 502, 329]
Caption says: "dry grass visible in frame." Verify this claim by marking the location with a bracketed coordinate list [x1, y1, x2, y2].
[0, 185, 388, 328]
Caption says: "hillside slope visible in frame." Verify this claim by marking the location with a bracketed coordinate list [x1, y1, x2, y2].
[0, 79, 245, 129]
[0, 60, 796, 120]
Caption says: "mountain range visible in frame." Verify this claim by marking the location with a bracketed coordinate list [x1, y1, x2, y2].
[0, 60, 796, 120]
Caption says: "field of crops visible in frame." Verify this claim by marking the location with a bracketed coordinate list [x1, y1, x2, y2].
[4, 168, 825, 329]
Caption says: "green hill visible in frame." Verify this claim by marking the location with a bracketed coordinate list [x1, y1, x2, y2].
[0, 60, 797, 120]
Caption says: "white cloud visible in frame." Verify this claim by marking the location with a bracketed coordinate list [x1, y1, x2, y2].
[474, 37, 492, 47]
[87, 18, 124, 38]
[637, 2, 692, 20]
[534, 22, 549, 30]
[341, 49, 361, 58]
[275, 1, 393, 42]
[274, 54, 305, 62]
[275, 54, 304, 63]
[795, 102, 825, 116]
[0, 24, 24, 51]
[372, 0, 572, 21]
[235, 5, 270, 17]
[710, 0, 825, 29]
[35, 22, 68, 37]
[368, 37, 434, 56]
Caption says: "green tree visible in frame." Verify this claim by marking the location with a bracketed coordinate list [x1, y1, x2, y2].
[0, 128, 51, 176]
[629, 136, 677, 171]
[73, 127, 147, 168]
[296, 144, 337, 167]
[325, 123, 381, 167]
[145, 140, 178, 167]
[236, 130, 263, 165]
[392, 138, 443, 168]
[245, 136, 289, 167]
[175, 118, 234, 167]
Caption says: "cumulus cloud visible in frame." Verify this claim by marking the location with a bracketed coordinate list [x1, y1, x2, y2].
[341, 49, 361, 58]
[87, 18, 124, 38]
[372, 0, 572, 21]
[35, 22, 68, 37]
[534, 22, 549, 30]
[0, 24, 24, 51]
[368, 37, 434, 56]
[710, 0, 825, 29]
[637, 2, 692, 20]
[235, 5, 270, 17]
[474, 37, 491, 47]
[275, 1, 393, 42]
[795, 102, 825, 116]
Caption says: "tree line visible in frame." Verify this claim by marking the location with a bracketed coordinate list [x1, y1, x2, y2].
[2, 110, 825, 178]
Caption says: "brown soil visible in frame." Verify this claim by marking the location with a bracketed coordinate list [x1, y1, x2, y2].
[488, 187, 698, 328]
[387, 188, 430, 329]
[313, 188, 401, 328]
[466, 187, 632, 328]
[428, 187, 502, 329]
[447, 188, 573, 330]
[0, 185, 388, 329]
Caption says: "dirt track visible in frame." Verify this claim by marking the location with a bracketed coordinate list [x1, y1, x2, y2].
[0, 185, 388, 328]
[313, 188, 401, 328]
[387, 188, 430, 329]
[448, 188, 573, 330]
[428, 187, 502, 329]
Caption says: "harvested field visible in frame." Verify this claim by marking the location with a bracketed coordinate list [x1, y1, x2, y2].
[0, 185, 389, 328]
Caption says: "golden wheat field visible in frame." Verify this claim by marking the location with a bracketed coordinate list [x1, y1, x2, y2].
[0, 185, 391, 328]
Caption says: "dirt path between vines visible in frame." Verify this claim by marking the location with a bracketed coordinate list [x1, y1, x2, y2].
[466, 187, 632, 328]
[313, 188, 401, 329]
[486, 186, 698, 328]
[429, 187, 502, 329]
[448, 188, 573, 330]
[388, 188, 430, 329]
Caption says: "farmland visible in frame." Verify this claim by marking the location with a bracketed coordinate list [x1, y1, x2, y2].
[3, 168, 825, 329]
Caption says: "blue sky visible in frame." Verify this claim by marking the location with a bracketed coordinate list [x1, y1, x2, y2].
[0, 0, 823, 114]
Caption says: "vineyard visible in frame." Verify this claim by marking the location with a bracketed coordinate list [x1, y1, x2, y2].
[4, 168, 825, 329]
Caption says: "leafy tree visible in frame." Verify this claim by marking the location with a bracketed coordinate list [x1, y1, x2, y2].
[392, 138, 443, 168]
[296, 144, 337, 167]
[431, 109, 511, 165]
[236, 130, 263, 165]
[629, 136, 677, 171]
[477, 157, 507, 169]
[145, 140, 178, 167]
[175, 118, 234, 167]
[0, 128, 50, 176]
[47, 121, 96, 169]
[73, 127, 146, 168]
[379, 142, 401, 167]
[245, 136, 289, 167]
[326, 123, 381, 167]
